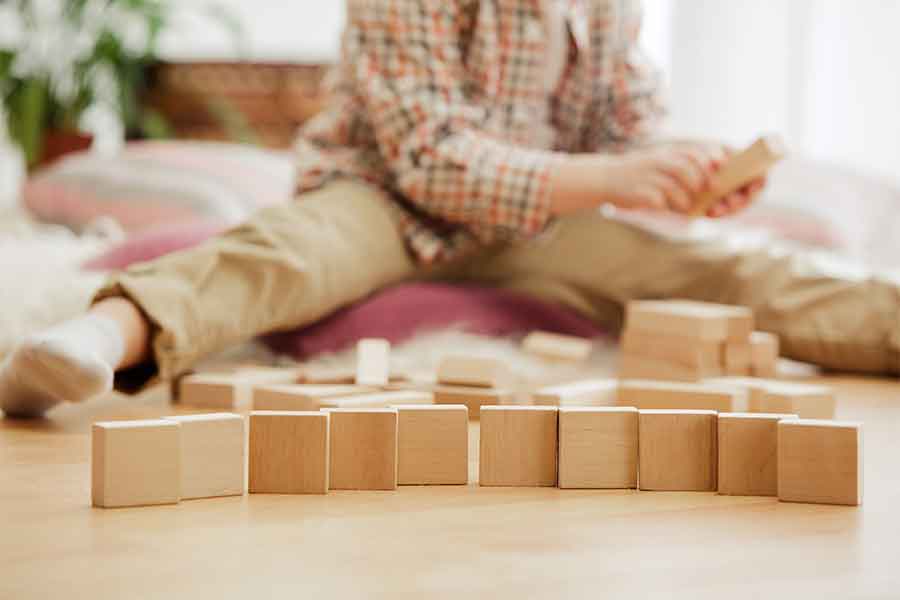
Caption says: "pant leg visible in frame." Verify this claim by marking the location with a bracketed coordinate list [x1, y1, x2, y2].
[95, 180, 417, 387]
[460, 214, 900, 375]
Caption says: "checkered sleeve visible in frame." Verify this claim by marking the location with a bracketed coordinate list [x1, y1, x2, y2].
[349, 0, 564, 244]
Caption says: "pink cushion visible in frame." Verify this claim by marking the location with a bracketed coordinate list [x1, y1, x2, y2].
[83, 220, 228, 270]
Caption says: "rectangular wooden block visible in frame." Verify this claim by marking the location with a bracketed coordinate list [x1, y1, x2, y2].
[717, 412, 798, 496]
[638, 410, 718, 491]
[163, 413, 245, 500]
[180, 368, 300, 409]
[248, 411, 329, 494]
[395, 405, 468, 485]
[299, 366, 408, 385]
[667, 300, 755, 342]
[749, 381, 836, 419]
[437, 355, 511, 388]
[533, 379, 618, 407]
[320, 390, 433, 410]
[626, 301, 733, 341]
[750, 331, 779, 377]
[253, 384, 376, 411]
[722, 341, 752, 376]
[479, 406, 558, 487]
[328, 408, 399, 490]
[522, 331, 593, 362]
[558, 407, 638, 489]
[433, 386, 511, 419]
[619, 354, 721, 382]
[92, 420, 181, 508]
[355, 338, 391, 386]
[617, 380, 742, 412]
[622, 329, 723, 370]
[690, 135, 786, 216]
[778, 419, 862, 506]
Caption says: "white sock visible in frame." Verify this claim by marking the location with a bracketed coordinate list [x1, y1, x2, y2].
[0, 314, 125, 418]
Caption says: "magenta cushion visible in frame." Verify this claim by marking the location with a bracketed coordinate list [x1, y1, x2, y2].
[83, 219, 229, 270]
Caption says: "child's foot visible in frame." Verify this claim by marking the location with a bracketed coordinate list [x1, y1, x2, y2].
[0, 315, 124, 418]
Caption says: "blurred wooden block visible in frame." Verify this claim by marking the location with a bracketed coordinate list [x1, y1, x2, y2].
[778, 419, 862, 506]
[437, 356, 511, 388]
[667, 300, 754, 342]
[355, 338, 391, 386]
[717, 412, 797, 496]
[433, 386, 511, 419]
[558, 407, 638, 489]
[619, 354, 721, 382]
[163, 413, 245, 500]
[622, 329, 722, 370]
[638, 410, 718, 491]
[300, 366, 408, 385]
[618, 380, 742, 412]
[479, 406, 558, 487]
[723, 341, 752, 376]
[92, 420, 181, 508]
[522, 331, 593, 362]
[750, 331, 779, 377]
[748, 381, 836, 419]
[627, 301, 741, 341]
[320, 390, 433, 410]
[690, 135, 786, 217]
[253, 384, 376, 411]
[180, 368, 300, 409]
[533, 379, 618, 406]
[328, 408, 399, 490]
[395, 405, 468, 485]
[248, 411, 329, 495]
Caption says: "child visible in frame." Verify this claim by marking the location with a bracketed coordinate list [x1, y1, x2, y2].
[0, 0, 894, 417]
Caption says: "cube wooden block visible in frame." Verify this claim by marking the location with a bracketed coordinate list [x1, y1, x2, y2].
[722, 342, 752, 376]
[558, 407, 638, 489]
[638, 410, 718, 491]
[626, 300, 748, 342]
[253, 384, 376, 411]
[92, 420, 181, 508]
[778, 419, 863, 506]
[533, 379, 618, 407]
[479, 406, 558, 487]
[690, 135, 786, 216]
[433, 386, 511, 418]
[717, 412, 798, 496]
[180, 368, 300, 409]
[328, 408, 399, 490]
[749, 381, 835, 419]
[437, 356, 511, 388]
[394, 405, 468, 485]
[522, 331, 593, 362]
[163, 413, 245, 500]
[621, 329, 722, 370]
[619, 354, 721, 382]
[750, 331, 779, 377]
[248, 411, 329, 494]
[618, 380, 742, 412]
[355, 338, 391, 386]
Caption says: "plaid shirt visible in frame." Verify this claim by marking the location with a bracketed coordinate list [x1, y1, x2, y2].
[294, 0, 665, 264]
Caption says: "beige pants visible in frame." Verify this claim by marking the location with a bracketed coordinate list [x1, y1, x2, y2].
[97, 180, 900, 387]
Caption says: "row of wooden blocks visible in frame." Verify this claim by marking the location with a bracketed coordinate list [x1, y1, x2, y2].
[621, 300, 779, 381]
[92, 404, 860, 508]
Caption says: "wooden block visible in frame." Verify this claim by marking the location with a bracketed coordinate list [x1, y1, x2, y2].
[394, 405, 468, 485]
[667, 300, 754, 342]
[163, 413, 245, 500]
[433, 386, 511, 419]
[558, 407, 638, 489]
[180, 368, 300, 409]
[248, 411, 329, 494]
[92, 420, 181, 508]
[778, 419, 863, 506]
[622, 328, 722, 369]
[750, 331, 779, 377]
[717, 412, 798, 496]
[355, 338, 391, 386]
[690, 135, 786, 217]
[320, 390, 433, 410]
[327, 408, 398, 490]
[300, 366, 409, 385]
[617, 380, 742, 412]
[749, 381, 836, 419]
[521, 331, 593, 362]
[479, 406, 558, 487]
[619, 354, 721, 382]
[722, 341, 752, 376]
[437, 355, 511, 388]
[626, 301, 733, 341]
[253, 384, 376, 411]
[638, 410, 718, 491]
[533, 379, 618, 407]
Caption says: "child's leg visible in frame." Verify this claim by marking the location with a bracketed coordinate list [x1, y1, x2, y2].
[0, 181, 415, 416]
[461, 214, 900, 375]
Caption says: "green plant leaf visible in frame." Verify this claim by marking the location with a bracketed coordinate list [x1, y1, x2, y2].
[8, 77, 49, 168]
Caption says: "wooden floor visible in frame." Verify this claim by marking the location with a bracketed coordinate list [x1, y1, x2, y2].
[2, 375, 898, 599]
